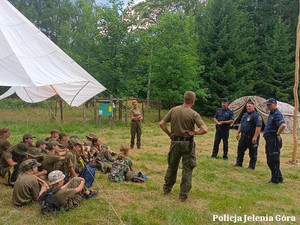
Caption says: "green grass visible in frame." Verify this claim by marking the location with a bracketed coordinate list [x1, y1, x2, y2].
[0, 107, 300, 224]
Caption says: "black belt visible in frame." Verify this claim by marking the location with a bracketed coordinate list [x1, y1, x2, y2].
[172, 136, 193, 141]
[131, 120, 140, 122]
[241, 132, 254, 137]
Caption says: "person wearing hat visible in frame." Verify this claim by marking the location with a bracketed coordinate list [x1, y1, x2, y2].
[64, 138, 84, 179]
[130, 100, 143, 149]
[234, 101, 262, 169]
[42, 141, 66, 175]
[26, 148, 48, 178]
[11, 143, 29, 165]
[12, 159, 49, 206]
[95, 144, 116, 174]
[45, 129, 59, 142]
[264, 98, 286, 184]
[0, 128, 11, 158]
[159, 91, 208, 202]
[36, 139, 49, 154]
[22, 134, 35, 149]
[211, 97, 234, 160]
[58, 132, 69, 149]
[48, 170, 98, 210]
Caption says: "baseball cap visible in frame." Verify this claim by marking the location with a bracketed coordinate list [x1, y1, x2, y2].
[36, 139, 49, 147]
[48, 170, 66, 185]
[48, 141, 63, 149]
[69, 138, 84, 146]
[222, 98, 228, 102]
[23, 134, 35, 140]
[265, 98, 277, 105]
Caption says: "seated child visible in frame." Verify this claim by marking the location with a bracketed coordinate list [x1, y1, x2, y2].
[12, 159, 49, 206]
[48, 170, 98, 210]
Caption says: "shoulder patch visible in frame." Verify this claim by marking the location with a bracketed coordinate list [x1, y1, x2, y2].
[258, 115, 262, 120]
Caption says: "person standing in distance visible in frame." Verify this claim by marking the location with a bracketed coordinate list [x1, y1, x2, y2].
[211, 98, 234, 159]
[130, 100, 143, 149]
[235, 101, 262, 169]
[159, 91, 208, 202]
[264, 98, 286, 184]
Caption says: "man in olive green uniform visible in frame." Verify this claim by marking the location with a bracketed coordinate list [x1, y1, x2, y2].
[159, 91, 208, 202]
[42, 141, 65, 174]
[64, 138, 84, 178]
[12, 159, 48, 206]
[130, 100, 143, 149]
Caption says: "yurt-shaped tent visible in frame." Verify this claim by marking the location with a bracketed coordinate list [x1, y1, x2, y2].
[229, 96, 300, 134]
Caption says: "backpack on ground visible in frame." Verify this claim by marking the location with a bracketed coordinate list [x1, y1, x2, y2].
[79, 164, 95, 188]
[4, 164, 19, 186]
[39, 188, 61, 214]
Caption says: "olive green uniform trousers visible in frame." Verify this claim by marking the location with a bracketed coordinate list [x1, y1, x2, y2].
[163, 140, 196, 200]
[130, 120, 141, 148]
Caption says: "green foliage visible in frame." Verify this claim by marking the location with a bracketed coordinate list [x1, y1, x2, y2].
[7, 0, 299, 115]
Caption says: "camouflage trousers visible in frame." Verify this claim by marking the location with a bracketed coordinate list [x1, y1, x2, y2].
[65, 177, 86, 210]
[130, 120, 141, 148]
[163, 140, 196, 200]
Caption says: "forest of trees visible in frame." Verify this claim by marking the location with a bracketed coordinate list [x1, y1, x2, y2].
[6, 0, 299, 115]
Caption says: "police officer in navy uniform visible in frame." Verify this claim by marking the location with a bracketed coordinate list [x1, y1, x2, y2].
[264, 98, 286, 184]
[211, 98, 234, 159]
[235, 101, 262, 169]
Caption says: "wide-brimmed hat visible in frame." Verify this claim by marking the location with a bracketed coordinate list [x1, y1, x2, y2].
[27, 147, 43, 158]
[11, 143, 29, 156]
[48, 170, 65, 185]
[86, 133, 96, 140]
[19, 159, 41, 172]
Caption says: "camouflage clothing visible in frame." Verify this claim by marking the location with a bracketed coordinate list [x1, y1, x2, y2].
[54, 177, 86, 210]
[130, 108, 142, 149]
[108, 157, 130, 182]
[0, 150, 12, 177]
[162, 105, 205, 200]
[95, 145, 115, 173]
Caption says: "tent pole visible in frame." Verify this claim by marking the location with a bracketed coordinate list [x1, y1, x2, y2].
[59, 98, 64, 123]
[292, 11, 300, 163]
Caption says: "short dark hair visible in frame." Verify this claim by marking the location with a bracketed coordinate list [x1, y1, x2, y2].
[184, 91, 195, 104]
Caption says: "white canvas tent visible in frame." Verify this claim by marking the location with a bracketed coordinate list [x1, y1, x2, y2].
[229, 96, 300, 134]
[0, 0, 106, 106]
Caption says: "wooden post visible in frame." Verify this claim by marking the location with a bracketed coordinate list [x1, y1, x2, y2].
[113, 100, 117, 121]
[110, 95, 113, 129]
[93, 97, 97, 124]
[59, 98, 64, 122]
[292, 12, 300, 163]
[125, 97, 128, 125]
[119, 100, 123, 121]
[158, 99, 161, 121]
[83, 103, 86, 122]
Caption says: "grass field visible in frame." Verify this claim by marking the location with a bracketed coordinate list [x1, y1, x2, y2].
[0, 106, 300, 225]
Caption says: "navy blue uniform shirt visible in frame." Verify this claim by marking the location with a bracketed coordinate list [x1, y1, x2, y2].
[214, 108, 234, 122]
[240, 111, 262, 134]
[264, 108, 285, 135]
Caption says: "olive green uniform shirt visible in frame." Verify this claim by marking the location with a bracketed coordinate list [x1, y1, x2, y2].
[0, 137, 10, 157]
[12, 173, 40, 206]
[0, 150, 12, 169]
[42, 154, 61, 174]
[64, 151, 77, 175]
[131, 108, 141, 119]
[54, 188, 77, 207]
[163, 105, 205, 137]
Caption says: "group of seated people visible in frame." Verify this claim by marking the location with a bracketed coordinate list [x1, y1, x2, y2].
[0, 127, 142, 212]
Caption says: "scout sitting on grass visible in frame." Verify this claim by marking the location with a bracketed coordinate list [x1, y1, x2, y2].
[47, 170, 98, 210]
[12, 159, 49, 206]
[42, 141, 66, 175]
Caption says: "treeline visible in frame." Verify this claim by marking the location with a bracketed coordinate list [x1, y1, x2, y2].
[7, 0, 298, 115]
